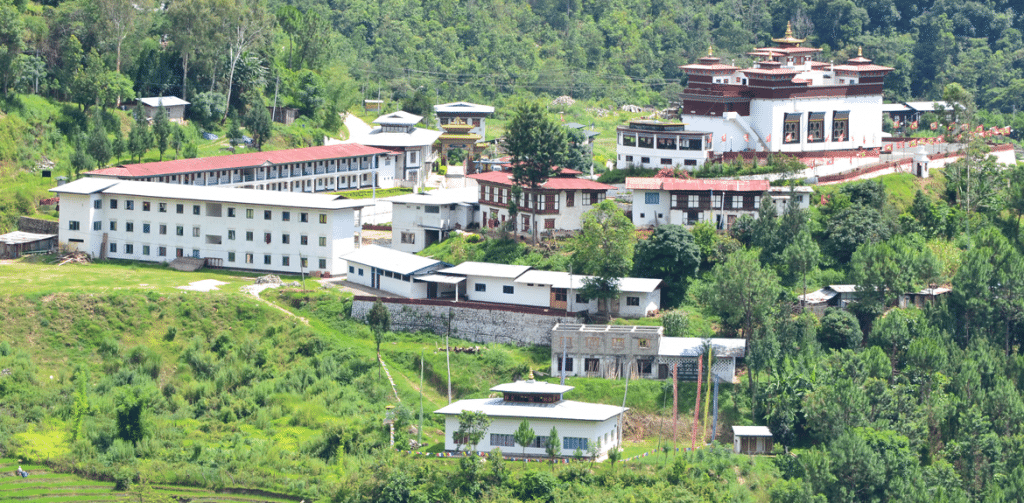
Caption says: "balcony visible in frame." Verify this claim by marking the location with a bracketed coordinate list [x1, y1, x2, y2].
[256, 173, 266, 181]
[315, 167, 325, 174]
[244, 175, 254, 182]
[267, 173, 277, 180]
[232, 176, 241, 183]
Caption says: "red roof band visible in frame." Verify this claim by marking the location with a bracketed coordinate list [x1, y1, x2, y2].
[469, 171, 615, 191]
[87, 143, 391, 178]
[625, 177, 769, 192]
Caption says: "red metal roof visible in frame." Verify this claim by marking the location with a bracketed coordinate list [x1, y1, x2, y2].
[87, 143, 390, 178]
[625, 177, 769, 192]
[831, 64, 894, 72]
[469, 171, 614, 191]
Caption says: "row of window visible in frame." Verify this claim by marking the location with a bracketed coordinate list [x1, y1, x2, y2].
[96, 198, 328, 223]
[783, 111, 850, 144]
[105, 243, 328, 268]
[474, 283, 515, 294]
[485, 434, 589, 450]
[480, 186, 605, 208]
[73, 220, 329, 247]
[620, 134, 704, 151]
[622, 155, 698, 166]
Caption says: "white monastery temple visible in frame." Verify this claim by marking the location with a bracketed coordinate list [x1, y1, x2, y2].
[616, 24, 894, 169]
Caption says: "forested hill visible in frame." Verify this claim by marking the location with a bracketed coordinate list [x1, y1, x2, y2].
[8, 0, 1024, 119]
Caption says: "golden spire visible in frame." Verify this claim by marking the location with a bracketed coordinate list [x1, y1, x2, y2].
[858, 46, 863, 57]
[771, 21, 806, 45]
[708, 44, 714, 57]
[785, 21, 793, 38]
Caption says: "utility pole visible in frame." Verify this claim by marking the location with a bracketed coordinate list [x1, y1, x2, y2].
[446, 308, 453, 404]
[419, 349, 424, 446]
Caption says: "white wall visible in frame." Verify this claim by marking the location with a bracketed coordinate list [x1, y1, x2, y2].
[479, 189, 604, 234]
[443, 414, 621, 458]
[751, 94, 884, 152]
[632, 190, 672, 227]
[463, 275, 536, 304]
[391, 201, 477, 253]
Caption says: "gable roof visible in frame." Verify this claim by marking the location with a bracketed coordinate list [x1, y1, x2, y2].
[434, 102, 495, 114]
[434, 397, 627, 421]
[625, 177, 769, 192]
[436, 261, 531, 279]
[374, 111, 423, 125]
[469, 171, 614, 191]
[513, 270, 661, 293]
[86, 144, 389, 178]
[341, 245, 447, 275]
[386, 187, 479, 206]
[658, 337, 746, 358]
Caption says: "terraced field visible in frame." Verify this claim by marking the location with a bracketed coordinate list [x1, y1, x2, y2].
[0, 459, 302, 503]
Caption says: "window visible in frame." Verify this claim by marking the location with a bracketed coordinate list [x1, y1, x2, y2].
[358, 268, 364, 276]
[731, 195, 742, 209]
[158, 247, 167, 256]
[264, 255, 271, 265]
[126, 222, 134, 232]
[566, 192, 574, 207]
[159, 224, 167, 235]
[246, 231, 253, 241]
[640, 157, 650, 164]
[475, 283, 486, 292]
[556, 357, 574, 372]
[585, 358, 600, 372]
[282, 256, 290, 266]
[319, 214, 327, 224]
[645, 192, 660, 205]
[282, 211, 290, 221]
[753, 195, 761, 209]
[282, 234, 290, 244]
[69, 221, 80, 230]
[563, 437, 588, 451]
[638, 338, 649, 348]
[228, 252, 236, 262]
[176, 204, 184, 214]
[205, 235, 221, 245]
[264, 232, 272, 244]
[783, 113, 801, 143]
[191, 204, 198, 215]
[142, 201, 150, 211]
[93, 200, 102, 209]
[425, 205, 440, 214]
[109, 220, 117, 231]
[264, 210, 272, 220]
[93, 221, 101, 231]
[142, 223, 150, 234]
[318, 258, 326, 269]
[349, 266, 354, 273]
[159, 203, 167, 213]
[611, 338, 625, 350]
[142, 245, 150, 255]
[110, 199, 118, 209]
[246, 209, 254, 219]
[228, 230, 236, 240]
[125, 244, 134, 254]
[503, 285, 514, 294]
[318, 236, 326, 247]
[125, 200, 134, 210]
[109, 243, 117, 253]
[637, 359, 652, 374]
[301, 257, 308, 268]
[832, 111, 849, 142]
[491, 434, 515, 447]
[176, 226, 184, 236]
[228, 207, 236, 217]
[192, 227, 200, 237]
[245, 253, 254, 264]
[807, 112, 825, 142]
[576, 293, 586, 304]
[529, 436, 550, 448]
[299, 235, 308, 245]
[401, 232, 416, 244]
[626, 296, 640, 306]
[621, 133, 636, 147]
[300, 212, 308, 223]
[544, 218, 555, 229]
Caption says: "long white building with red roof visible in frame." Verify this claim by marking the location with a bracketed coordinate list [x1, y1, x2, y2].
[86, 143, 396, 193]
[468, 169, 615, 235]
[616, 25, 893, 169]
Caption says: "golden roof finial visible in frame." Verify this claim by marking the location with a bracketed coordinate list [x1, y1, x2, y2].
[528, 369, 534, 381]
[708, 44, 714, 57]
[785, 21, 793, 37]
[858, 46, 863, 57]
[771, 21, 806, 45]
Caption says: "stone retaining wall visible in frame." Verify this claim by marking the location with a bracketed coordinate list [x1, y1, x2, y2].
[18, 217, 59, 235]
[351, 297, 576, 346]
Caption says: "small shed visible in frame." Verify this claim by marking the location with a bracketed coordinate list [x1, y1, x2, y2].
[268, 106, 298, 125]
[732, 425, 773, 455]
[0, 231, 57, 258]
[139, 96, 190, 122]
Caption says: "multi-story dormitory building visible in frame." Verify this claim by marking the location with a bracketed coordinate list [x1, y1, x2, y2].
[51, 178, 372, 276]
[85, 144, 396, 193]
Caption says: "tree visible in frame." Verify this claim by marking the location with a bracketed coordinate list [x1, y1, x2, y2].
[694, 248, 781, 339]
[0, 0, 23, 95]
[296, 5, 333, 70]
[632, 224, 700, 307]
[544, 426, 561, 462]
[114, 386, 149, 443]
[127, 103, 153, 163]
[93, 0, 152, 76]
[825, 205, 892, 264]
[454, 410, 491, 454]
[819, 308, 862, 351]
[191, 91, 227, 129]
[571, 200, 635, 315]
[152, 105, 171, 161]
[662, 310, 688, 338]
[244, 95, 273, 151]
[849, 233, 939, 320]
[275, 4, 302, 69]
[167, 0, 230, 102]
[513, 419, 535, 463]
[505, 102, 568, 242]
[944, 138, 1007, 216]
[952, 226, 1024, 352]
[783, 230, 820, 308]
[400, 86, 433, 120]
[111, 125, 125, 163]
[86, 113, 112, 167]
[367, 298, 391, 379]
[170, 125, 185, 160]
[1007, 163, 1024, 239]
[223, 0, 274, 121]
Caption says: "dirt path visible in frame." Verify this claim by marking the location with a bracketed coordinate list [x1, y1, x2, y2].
[240, 284, 310, 326]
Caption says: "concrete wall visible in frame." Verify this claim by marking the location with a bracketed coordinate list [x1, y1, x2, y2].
[18, 217, 60, 235]
[443, 414, 620, 457]
[351, 298, 576, 346]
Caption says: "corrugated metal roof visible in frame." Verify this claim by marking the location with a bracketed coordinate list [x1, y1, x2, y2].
[437, 261, 531, 279]
[87, 144, 389, 178]
[468, 171, 614, 191]
[342, 245, 445, 275]
[55, 179, 373, 210]
[360, 127, 443, 148]
[139, 96, 190, 107]
[658, 337, 746, 358]
[732, 425, 772, 437]
[490, 380, 574, 394]
[0, 231, 56, 244]
[434, 102, 495, 114]
[373, 111, 424, 125]
[413, 274, 465, 284]
[625, 178, 769, 192]
[829, 284, 858, 293]
[434, 398, 627, 421]
[512, 270, 661, 293]
[386, 187, 479, 205]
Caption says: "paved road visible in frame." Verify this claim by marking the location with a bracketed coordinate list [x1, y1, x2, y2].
[343, 114, 373, 143]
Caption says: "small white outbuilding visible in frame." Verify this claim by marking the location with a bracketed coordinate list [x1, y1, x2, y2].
[732, 425, 774, 455]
